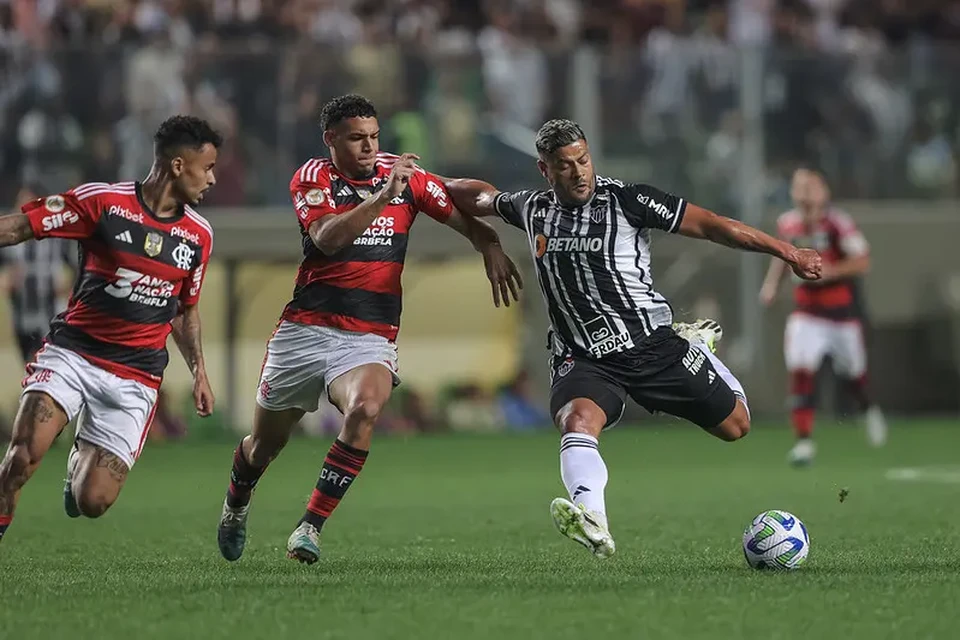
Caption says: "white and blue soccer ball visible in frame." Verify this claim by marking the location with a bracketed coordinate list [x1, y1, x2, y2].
[742, 510, 810, 570]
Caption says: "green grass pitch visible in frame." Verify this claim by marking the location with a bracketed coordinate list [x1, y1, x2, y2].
[2, 419, 959, 639]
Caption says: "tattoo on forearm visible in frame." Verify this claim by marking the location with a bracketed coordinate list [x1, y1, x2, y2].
[94, 449, 129, 483]
[172, 310, 204, 372]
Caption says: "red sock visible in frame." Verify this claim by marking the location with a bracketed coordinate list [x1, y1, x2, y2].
[791, 408, 814, 439]
[847, 374, 871, 413]
[790, 370, 816, 439]
[0, 514, 12, 542]
[301, 439, 368, 529]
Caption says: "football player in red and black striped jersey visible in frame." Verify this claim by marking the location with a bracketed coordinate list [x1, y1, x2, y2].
[0, 116, 220, 544]
[217, 95, 523, 564]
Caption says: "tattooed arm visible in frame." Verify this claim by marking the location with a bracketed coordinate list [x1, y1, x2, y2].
[170, 304, 214, 416]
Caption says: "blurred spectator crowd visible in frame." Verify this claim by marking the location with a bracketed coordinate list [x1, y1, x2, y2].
[1, 0, 959, 211]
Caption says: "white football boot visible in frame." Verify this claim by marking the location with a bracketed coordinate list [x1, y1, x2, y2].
[286, 521, 322, 564]
[865, 406, 888, 447]
[673, 319, 723, 353]
[788, 439, 816, 466]
[550, 497, 616, 558]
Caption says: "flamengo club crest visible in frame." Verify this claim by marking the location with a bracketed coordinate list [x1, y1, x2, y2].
[171, 242, 195, 270]
[144, 231, 164, 257]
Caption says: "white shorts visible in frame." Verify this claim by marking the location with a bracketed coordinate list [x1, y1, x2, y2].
[784, 312, 867, 378]
[256, 321, 400, 413]
[21, 344, 158, 469]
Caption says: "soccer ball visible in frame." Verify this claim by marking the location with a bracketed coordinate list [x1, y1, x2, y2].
[742, 510, 809, 570]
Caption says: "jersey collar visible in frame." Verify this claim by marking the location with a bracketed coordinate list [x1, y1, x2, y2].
[136, 182, 186, 224]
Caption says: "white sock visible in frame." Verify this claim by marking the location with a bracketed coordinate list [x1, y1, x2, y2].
[693, 342, 750, 418]
[559, 433, 608, 525]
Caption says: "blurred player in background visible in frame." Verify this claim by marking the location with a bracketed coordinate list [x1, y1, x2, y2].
[217, 95, 522, 565]
[760, 169, 887, 466]
[0, 116, 218, 544]
[0, 183, 76, 364]
[443, 119, 821, 558]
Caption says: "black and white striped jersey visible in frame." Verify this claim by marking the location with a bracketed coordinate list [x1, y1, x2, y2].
[494, 176, 686, 359]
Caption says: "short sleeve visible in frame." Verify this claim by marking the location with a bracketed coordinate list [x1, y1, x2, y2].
[834, 212, 869, 257]
[21, 188, 102, 240]
[412, 171, 454, 223]
[180, 236, 212, 307]
[617, 183, 686, 233]
[493, 190, 536, 230]
[291, 169, 336, 229]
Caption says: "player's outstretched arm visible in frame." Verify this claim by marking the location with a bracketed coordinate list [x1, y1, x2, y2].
[0, 214, 34, 247]
[440, 178, 525, 306]
[171, 304, 214, 417]
[441, 178, 501, 218]
[679, 204, 822, 281]
[309, 153, 420, 255]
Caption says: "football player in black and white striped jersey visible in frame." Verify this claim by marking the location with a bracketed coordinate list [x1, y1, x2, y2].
[445, 119, 822, 558]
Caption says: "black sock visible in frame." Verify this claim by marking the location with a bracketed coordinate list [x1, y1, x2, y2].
[226, 441, 267, 508]
[300, 439, 368, 530]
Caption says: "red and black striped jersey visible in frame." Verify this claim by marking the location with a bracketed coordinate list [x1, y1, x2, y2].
[777, 207, 869, 320]
[283, 152, 453, 341]
[21, 181, 213, 388]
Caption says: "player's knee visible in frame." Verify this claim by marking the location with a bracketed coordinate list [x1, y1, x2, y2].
[75, 487, 116, 518]
[556, 402, 605, 438]
[717, 406, 751, 442]
[343, 396, 385, 428]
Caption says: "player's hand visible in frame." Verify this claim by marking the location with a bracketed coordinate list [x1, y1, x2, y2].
[382, 153, 420, 200]
[482, 242, 523, 308]
[193, 370, 215, 417]
[789, 248, 822, 281]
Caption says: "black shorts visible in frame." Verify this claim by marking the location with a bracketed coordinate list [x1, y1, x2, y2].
[549, 327, 738, 431]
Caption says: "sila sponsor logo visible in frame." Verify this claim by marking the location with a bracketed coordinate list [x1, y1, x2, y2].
[41, 211, 80, 231]
[354, 215, 396, 246]
[534, 234, 603, 258]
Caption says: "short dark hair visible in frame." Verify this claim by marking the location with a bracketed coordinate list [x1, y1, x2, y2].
[319, 94, 378, 131]
[154, 115, 223, 160]
[535, 119, 586, 156]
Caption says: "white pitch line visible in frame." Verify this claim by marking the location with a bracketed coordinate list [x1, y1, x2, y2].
[886, 466, 960, 484]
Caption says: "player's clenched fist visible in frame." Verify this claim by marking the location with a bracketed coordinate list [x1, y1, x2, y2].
[382, 153, 420, 199]
[790, 248, 822, 281]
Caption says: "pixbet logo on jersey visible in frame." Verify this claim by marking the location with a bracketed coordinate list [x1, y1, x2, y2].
[534, 234, 604, 258]
[354, 216, 396, 246]
[171, 226, 201, 245]
[41, 211, 80, 232]
[108, 205, 144, 224]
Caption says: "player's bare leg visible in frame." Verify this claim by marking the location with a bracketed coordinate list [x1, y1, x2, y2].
[218, 404, 303, 561]
[674, 320, 751, 443]
[0, 392, 69, 542]
[550, 398, 616, 558]
[286, 363, 392, 564]
[66, 440, 131, 518]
